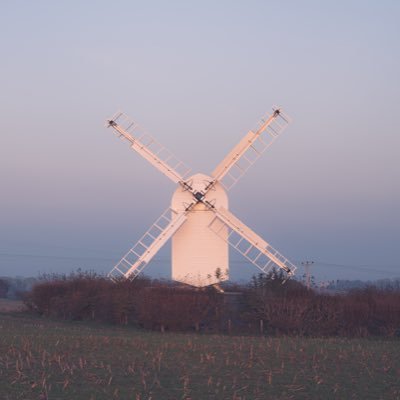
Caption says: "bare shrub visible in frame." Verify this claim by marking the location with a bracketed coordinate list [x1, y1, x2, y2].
[24, 270, 400, 337]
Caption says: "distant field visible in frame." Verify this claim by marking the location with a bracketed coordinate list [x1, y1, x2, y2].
[0, 299, 26, 313]
[0, 314, 399, 400]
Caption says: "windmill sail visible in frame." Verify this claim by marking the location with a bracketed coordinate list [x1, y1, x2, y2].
[208, 207, 296, 277]
[107, 112, 191, 184]
[211, 108, 290, 190]
[108, 208, 188, 281]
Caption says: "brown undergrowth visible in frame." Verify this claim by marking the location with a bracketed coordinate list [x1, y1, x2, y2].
[23, 271, 400, 337]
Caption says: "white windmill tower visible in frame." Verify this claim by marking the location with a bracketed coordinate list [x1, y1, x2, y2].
[106, 107, 297, 287]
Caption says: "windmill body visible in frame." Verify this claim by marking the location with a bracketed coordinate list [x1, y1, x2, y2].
[105, 108, 297, 286]
[171, 173, 228, 286]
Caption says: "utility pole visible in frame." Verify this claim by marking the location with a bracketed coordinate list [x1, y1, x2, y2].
[301, 261, 314, 290]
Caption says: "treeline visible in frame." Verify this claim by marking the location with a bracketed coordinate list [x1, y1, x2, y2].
[24, 271, 400, 337]
[0, 277, 38, 299]
[326, 278, 400, 292]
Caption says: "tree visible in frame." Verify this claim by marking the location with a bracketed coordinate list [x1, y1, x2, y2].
[0, 279, 10, 298]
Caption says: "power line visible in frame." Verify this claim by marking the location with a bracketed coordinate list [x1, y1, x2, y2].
[0, 252, 116, 262]
[310, 260, 400, 275]
[1, 252, 399, 276]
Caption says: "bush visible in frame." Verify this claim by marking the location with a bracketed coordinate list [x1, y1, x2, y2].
[0, 279, 10, 298]
[25, 270, 400, 337]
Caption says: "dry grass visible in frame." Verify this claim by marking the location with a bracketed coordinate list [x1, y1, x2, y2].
[0, 313, 399, 399]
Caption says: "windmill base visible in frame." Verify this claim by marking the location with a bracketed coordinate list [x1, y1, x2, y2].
[171, 173, 229, 287]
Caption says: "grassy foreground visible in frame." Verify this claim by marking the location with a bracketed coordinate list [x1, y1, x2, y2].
[0, 313, 399, 400]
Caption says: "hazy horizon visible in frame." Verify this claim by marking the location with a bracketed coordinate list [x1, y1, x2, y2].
[1, 1, 399, 283]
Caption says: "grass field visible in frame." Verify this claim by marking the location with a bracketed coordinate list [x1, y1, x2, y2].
[0, 312, 399, 400]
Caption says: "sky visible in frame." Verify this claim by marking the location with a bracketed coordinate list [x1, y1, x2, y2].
[1, 0, 399, 283]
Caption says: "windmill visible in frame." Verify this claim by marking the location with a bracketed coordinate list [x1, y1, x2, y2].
[106, 107, 297, 287]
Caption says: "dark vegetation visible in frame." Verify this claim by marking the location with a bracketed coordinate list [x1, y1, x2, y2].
[0, 276, 38, 299]
[23, 270, 400, 337]
[0, 278, 10, 298]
